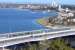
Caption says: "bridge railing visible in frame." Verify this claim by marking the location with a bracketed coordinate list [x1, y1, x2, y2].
[0, 28, 72, 39]
[0, 29, 48, 38]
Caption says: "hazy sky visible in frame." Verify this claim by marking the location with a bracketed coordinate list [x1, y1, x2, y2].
[0, 0, 75, 5]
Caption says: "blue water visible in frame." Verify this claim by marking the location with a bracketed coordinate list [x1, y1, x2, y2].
[0, 9, 57, 33]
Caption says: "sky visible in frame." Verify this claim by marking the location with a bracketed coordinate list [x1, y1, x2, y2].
[0, 0, 75, 5]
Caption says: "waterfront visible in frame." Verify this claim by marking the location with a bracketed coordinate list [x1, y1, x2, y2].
[0, 6, 75, 50]
[0, 8, 57, 33]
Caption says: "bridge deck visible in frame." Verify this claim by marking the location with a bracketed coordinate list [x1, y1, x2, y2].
[0, 29, 75, 47]
[0, 27, 75, 48]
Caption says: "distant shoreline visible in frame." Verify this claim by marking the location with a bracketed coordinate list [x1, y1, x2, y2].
[0, 4, 75, 10]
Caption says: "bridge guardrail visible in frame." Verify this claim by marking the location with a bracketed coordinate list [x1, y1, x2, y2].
[0, 28, 73, 39]
[0, 29, 47, 38]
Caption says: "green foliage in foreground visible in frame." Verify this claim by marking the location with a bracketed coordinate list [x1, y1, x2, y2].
[48, 39, 74, 50]
[10, 38, 75, 50]
[25, 39, 74, 50]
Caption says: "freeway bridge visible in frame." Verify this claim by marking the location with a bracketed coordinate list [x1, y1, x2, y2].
[0, 27, 75, 50]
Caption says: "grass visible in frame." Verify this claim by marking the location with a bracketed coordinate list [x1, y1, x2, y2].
[36, 18, 48, 26]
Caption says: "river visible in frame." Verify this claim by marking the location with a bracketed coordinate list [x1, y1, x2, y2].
[0, 8, 57, 33]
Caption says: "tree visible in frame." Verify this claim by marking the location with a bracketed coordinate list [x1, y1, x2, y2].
[48, 39, 74, 50]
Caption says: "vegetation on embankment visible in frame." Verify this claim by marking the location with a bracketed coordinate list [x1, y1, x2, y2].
[27, 38, 75, 50]
[8, 38, 75, 50]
